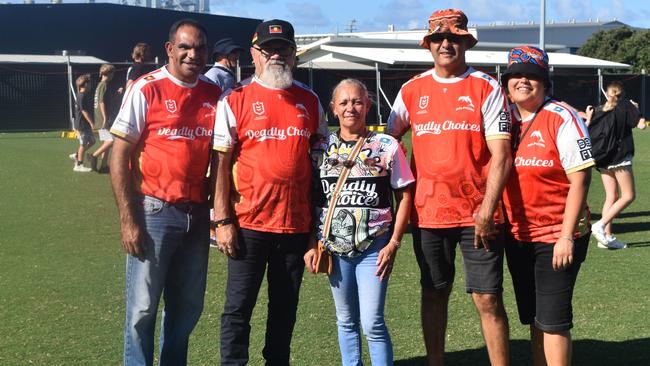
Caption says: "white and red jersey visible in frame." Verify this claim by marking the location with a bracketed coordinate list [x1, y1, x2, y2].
[213, 77, 328, 234]
[388, 67, 511, 228]
[503, 99, 594, 243]
[111, 66, 222, 203]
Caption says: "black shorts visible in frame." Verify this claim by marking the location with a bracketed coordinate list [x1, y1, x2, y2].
[505, 233, 590, 332]
[412, 226, 505, 293]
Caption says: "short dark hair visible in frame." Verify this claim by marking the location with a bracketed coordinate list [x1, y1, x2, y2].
[168, 18, 208, 43]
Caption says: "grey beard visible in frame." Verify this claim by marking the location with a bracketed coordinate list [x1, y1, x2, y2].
[259, 63, 293, 89]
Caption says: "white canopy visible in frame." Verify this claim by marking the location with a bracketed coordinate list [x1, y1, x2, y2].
[0, 54, 108, 64]
[297, 36, 630, 70]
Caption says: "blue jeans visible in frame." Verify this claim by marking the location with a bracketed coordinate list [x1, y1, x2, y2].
[123, 196, 210, 366]
[328, 233, 393, 366]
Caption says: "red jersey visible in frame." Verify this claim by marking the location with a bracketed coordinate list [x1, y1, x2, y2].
[503, 100, 594, 243]
[213, 77, 328, 234]
[111, 67, 222, 203]
[388, 67, 511, 228]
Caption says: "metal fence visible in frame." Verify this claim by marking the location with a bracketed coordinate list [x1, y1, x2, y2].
[1, 62, 648, 131]
[296, 67, 650, 125]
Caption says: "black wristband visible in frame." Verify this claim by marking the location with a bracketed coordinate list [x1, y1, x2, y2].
[211, 217, 233, 228]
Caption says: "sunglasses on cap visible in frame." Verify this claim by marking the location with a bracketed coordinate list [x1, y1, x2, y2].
[252, 45, 295, 58]
[427, 33, 465, 44]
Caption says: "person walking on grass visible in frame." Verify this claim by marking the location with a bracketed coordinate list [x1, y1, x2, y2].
[87, 64, 115, 172]
[388, 8, 512, 366]
[69, 74, 95, 173]
[110, 19, 221, 366]
[585, 81, 647, 249]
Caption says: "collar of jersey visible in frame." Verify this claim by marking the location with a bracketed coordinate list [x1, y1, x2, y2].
[213, 64, 235, 76]
[162, 66, 199, 88]
[431, 66, 473, 84]
[515, 97, 551, 123]
[253, 76, 294, 90]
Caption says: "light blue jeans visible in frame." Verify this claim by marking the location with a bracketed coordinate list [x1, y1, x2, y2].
[123, 195, 210, 366]
[328, 233, 393, 366]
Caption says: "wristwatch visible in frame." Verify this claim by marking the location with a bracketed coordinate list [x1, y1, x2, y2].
[389, 239, 401, 249]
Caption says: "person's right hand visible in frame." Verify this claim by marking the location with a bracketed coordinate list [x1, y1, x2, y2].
[303, 237, 320, 273]
[120, 220, 146, 261]
[217, 224, 238, 258]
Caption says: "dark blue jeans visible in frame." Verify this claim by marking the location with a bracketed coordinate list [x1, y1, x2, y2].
[220, 228, 308, 366]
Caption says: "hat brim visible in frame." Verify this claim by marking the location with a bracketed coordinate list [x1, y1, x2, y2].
[501, 62, 550, 85]
[255, 36, 296, 46]
[420, 30, 478, 49]
[212, 45, 245, 58]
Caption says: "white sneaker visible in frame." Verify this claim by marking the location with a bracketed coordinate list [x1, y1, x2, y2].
[591, 221, 608, 245]
[597, 241, 609, 249]
[69, 152, 78, 162]
[605, 238, 628, 249]
[73, 164, 92, 172]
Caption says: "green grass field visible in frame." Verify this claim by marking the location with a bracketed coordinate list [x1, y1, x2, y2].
[1, 130, 649, 365]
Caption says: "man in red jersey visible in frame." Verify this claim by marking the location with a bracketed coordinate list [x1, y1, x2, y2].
[212, 19, 327, 365]
[110, 19, 221, 366]
[388, 9, 512, 366]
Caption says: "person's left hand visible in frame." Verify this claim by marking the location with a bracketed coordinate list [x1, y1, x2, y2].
[552, 237, 574, 271]
[375, 241, 399, 281]
[473, 211, 497, 251]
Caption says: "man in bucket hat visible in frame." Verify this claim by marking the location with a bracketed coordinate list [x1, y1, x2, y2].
[389, 8, 512, 365]
[212, 18, 328, 365]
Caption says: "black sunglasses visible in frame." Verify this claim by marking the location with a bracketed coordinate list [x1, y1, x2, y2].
[253, 45, 295, 58]
[428, 34, 464, 44]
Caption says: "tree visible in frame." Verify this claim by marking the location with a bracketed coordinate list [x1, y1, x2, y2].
[579, 26, 650, 72]
[619, 30, 650, 72]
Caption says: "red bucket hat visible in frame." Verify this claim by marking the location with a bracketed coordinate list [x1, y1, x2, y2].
[420, 9, 478, 49]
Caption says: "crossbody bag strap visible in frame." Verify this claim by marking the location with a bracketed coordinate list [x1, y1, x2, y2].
[322, 136, 367, 240]
[513, 99, 550, 152]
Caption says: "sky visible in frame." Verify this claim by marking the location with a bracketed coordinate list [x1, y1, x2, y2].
[208, 0, 650, 34]
[7, 0, 650, 34]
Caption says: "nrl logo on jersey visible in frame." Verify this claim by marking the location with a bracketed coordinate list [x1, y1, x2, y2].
[419, 96, 429, 109]
[164, 99, 177, 114]
[527, 130, 546, 148]
[252, 101, 265, 116]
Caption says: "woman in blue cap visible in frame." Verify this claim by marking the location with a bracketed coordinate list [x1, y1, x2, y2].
[500, 46, 594, 366]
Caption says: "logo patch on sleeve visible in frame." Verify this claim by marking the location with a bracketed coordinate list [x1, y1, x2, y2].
[498, 111, 511, 132]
